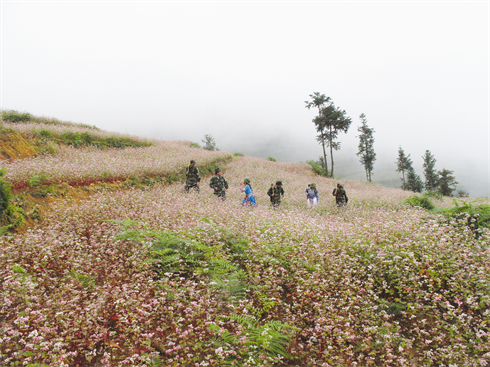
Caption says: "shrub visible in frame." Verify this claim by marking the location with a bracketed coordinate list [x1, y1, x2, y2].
[307, 160, 327, 177]
[1, 110, 33, 123]
[433, 199, 490, 230]
[190, 142, 201, 148]
[423, 190, 443, 200]
[0, 169, 13, 216]
[267, 156, 277, 162]
[404, 195, 435, 210]
[233, 152, 244, 157]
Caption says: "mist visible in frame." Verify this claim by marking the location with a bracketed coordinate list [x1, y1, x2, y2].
[2, 1, 488, 198]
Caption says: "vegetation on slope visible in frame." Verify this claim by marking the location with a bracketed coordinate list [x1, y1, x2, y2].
[1, 110, 154, 156]
[0, 152, 488, 366]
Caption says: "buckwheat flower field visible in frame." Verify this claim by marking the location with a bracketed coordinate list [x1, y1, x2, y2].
[0, 124, 231, 189]
[0, 145, 489, 365]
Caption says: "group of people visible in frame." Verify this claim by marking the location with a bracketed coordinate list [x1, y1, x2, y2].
[184, 160, 348, 208]
[305, 182, 348, 207]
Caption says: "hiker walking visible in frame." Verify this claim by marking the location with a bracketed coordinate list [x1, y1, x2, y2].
[240, 178, 257, 206]
[332, 183, 348, 206]
[267, 180, 284, 208]
[184, 160, 200, 193]
[209, 168, 229, 200]
[306, 183, 319, 208]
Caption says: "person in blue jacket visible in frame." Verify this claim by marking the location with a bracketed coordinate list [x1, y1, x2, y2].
[240, 178, 257, 206]
[306, 183, 319, 208]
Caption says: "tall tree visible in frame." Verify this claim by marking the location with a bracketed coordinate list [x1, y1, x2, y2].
[395, 146, 412, 190]
[406, 166, 424, 192]
[438, 169, 458, 196]
[201, 134, 218, 151]
[422, 150, 438, 191]
[314, 102, 352, 177]
[305, 92, 331, 175]
[356, 113, 376, 182]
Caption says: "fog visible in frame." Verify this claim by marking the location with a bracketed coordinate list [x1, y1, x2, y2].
[2, 1, 488, 197]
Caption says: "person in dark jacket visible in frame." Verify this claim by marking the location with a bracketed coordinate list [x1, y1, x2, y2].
[267, 180, 285, 207]
[184, 160, 201, 193]
[332, 183, 348, 206]
[209, 168, 229, 200]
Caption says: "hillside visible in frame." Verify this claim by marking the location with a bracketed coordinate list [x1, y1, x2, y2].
[0, 113, 489, 366]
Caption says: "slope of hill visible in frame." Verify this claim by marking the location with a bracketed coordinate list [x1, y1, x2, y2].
[0, 114, 489, 366]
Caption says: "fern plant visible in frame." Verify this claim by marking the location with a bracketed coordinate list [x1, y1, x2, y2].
[207, 314, 296, 365]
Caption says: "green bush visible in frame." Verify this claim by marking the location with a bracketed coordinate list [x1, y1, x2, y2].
[433, 199, 490, 230]
[190, 142, 201, 148]
[233, 152, 244, 157]
[307, 160, 327, 177]
[1, 110, 33, 123]
[0, 169, 13, 216]
[423, 190, 443, 200]
[267, 156, 277, 162]
[404, 195, 435, 210]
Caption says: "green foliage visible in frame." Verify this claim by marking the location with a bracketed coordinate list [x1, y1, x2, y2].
[422, 150, 438, 191]
[69, 270, 95, 290]
[60, 131, 152, 149]
[307, 159, 327, 177]
[396, 146, 412, 189]
[456, 189, 469, 198]
[377, 298, 407, 316]
[0, 169, 13, 216]
[310, 96, 352, 178]
[27, 172, 51, 188]
[433, 199, 490, 230]
[114, 221, 248, 300]
[2, 109, 99, 129]
[123, 175, 164, 189]
[438, 168, 458, 197]
[356, 113, 376, 182]
[406, 167, 424, 193]
[404, 195, 435, 210]
[267, 156, 277, 162]
[423, 190, 443, 200]
[202, 134, 218, 151]
[233, 152, 244, 157]
[305, 92, 331, 175]
[28, 129, 153, 150]
[208, 315, 295, 364]
[196, 155, 234, 177]
[1, 110, 33, 123]
[190, 142, 201, 148]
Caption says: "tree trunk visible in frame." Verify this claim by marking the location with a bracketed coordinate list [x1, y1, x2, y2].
[329, 126, 334, 177]
[321, 139, 328, 176]
[365, 141, 369, 182]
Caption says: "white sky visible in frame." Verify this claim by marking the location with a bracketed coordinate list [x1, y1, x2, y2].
[1, 0, 489, 197]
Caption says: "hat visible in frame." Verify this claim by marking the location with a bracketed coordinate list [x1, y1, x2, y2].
[190, 160, 196, 164]
[215, 168, 221, 174]
[310, 183, 316, 188]
[244, 178, 251, 184]
[276, 180, 282, 186]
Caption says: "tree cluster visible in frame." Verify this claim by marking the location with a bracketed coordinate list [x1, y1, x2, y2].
[304, 93, 463, 196]
[396, 147, 459, 196]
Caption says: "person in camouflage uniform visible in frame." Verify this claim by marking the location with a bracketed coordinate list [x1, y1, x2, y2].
[209, 168, 229, 200]
[184, 160, 201, 193]
[332, 183, 348, 206]
[267, 180, 285, 207]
